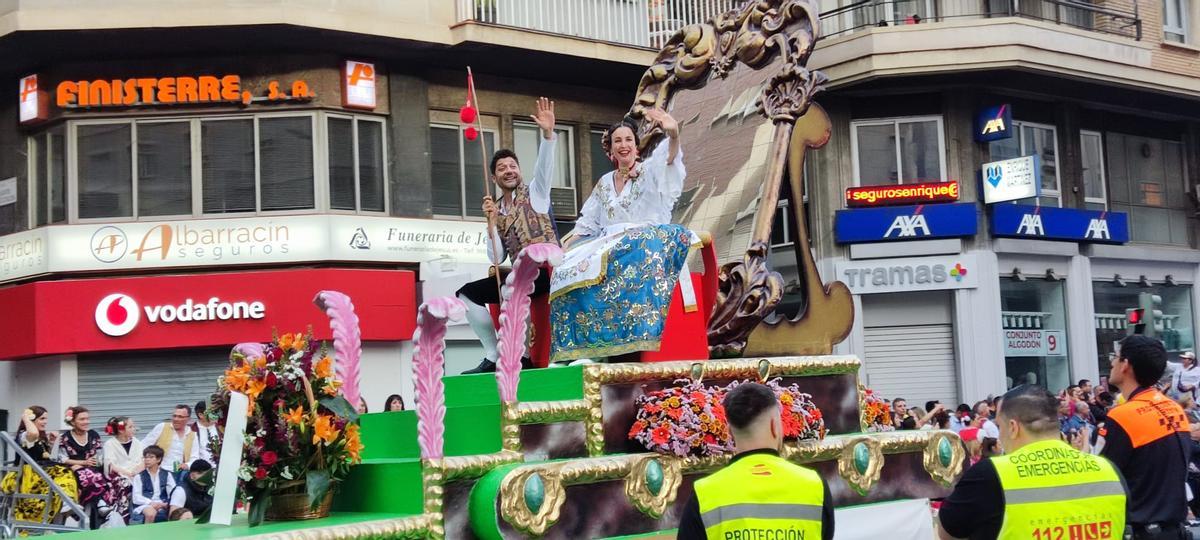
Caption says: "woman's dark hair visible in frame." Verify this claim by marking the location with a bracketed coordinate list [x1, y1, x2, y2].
[601, 116, 639, 155]
[981, 437, 1000, 458]
[385, 394, 405, 412]
[66, 406, 89, 428]
[106, 416, 131, 436]
[15, 405, 48, 440]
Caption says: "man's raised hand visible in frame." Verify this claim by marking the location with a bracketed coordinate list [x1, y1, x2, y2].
[531, 97, 555, 139]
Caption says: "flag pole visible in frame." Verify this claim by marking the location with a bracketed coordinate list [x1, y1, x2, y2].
[467, 67, 505, 299]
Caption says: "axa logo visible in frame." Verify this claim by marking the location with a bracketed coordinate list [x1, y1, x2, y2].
[90, 226, 128, 263]
[95, 293, 140, 337]
[1085, 218, 1110, 240]
[981, 104, 1008, 136]
[1016, 213, 1045, 236]
[884, 214, 930, 238]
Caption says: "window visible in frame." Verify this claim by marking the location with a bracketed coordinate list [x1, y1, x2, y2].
[327, 116, 387, 212]
[851, 117, 946, 187]
[589, 128, 610, 189]
[430, 123, 496, 219]
[1164, 0, 1189, 43]
[770, 199, 793, 248]
[1080, 130, 1107, 211]
[988, 121, 1061, 207]
[1093, 281, 1195, 377]
[514, 122, 577, 217]
[1105, 133, 1189, 245]
[1001, 277, 1070, 394]
[50, 112, 383, 222]
[28, 127, 66, 226]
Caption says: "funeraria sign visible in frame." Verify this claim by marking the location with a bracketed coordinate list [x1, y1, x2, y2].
[991, 204, 1129, 244]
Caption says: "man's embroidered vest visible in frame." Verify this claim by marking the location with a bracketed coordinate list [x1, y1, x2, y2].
[498, 186, 559, 260]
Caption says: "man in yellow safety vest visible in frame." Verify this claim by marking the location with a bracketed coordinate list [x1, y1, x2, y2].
[938, 384, 1129, 539]
[676, 382, 834, 540]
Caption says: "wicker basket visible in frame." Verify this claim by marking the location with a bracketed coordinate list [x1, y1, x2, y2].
[264, 490, 333, 521]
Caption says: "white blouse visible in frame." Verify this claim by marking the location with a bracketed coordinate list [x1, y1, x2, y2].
[103, 436, 145, 477]
[573, 139, 685, 238]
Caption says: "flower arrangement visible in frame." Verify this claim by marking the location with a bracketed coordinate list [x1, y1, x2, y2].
[628, 378, 826, 458]
[208, 329, 363, 526]
[862, 387, 894, 432]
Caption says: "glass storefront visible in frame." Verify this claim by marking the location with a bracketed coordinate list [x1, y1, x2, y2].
[1000, 277, 1070, 393]
[1093, 281, 1196, 377]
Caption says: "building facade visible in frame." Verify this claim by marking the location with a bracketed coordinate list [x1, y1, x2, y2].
[791, 0, 1200, 406]
[0, 0, 733, 429]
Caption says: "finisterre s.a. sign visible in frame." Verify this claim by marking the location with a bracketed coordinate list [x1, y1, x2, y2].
[834, 202, 978, 244]
[991, 204, 1129, 244]
[835, 254, 979, 294]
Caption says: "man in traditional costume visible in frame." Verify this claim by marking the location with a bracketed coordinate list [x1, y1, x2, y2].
[551, 109, 700, 363]
[459, 97, 559, 374]
[140, 404, 198, 475]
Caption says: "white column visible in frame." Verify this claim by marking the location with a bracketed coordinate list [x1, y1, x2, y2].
[1066, 254, 1100, 384]
[954, 251, 1006, 402]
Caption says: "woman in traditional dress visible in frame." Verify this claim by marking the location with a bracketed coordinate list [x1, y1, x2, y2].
[58, 407, 125, 528]
[0, 406, 80, 527]
[101, 416, 142, 526]
[551, 109, 700, 362]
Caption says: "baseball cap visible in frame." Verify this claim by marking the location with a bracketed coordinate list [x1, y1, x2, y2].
[1182, 351, 1196, 360]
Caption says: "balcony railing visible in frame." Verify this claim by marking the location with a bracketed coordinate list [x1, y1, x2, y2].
[455, 0, 739, 49]
[820, 0, 1141, 40]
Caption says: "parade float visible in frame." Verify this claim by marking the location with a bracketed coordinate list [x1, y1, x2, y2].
[68, 0, 964, 538]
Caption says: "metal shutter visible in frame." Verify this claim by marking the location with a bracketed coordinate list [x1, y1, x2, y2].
[863, 324, 959, 407]
[78, 349, 230, 431]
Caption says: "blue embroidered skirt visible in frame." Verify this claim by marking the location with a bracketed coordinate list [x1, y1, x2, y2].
[550, 224, 696, 361]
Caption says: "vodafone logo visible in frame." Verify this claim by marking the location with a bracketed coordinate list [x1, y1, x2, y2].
[93, 293, 266, 338]
[95, 293, 140, 337]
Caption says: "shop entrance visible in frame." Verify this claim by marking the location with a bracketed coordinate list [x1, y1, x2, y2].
[861, 291, 959, 408]
[78, 348, 229, 430]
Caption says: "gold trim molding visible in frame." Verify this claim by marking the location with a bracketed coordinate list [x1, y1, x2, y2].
[238, 515, 431, 540]
[922, 431, 965, 487]
[837, 436, 884, 496]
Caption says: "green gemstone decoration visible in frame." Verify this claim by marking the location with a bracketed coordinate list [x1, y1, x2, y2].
[524, 473, 545, 514]
[853, 442, 870, 474]
[645, 459, 664, 495]
[938, 437, 953, 467]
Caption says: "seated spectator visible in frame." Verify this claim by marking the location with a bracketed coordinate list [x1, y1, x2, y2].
[384, 394, 405, 412]
[170, 460, 213, 521]
[141, 405, 199, 475]
[191, 401, 219, 465]
[130, 446, 185, 524]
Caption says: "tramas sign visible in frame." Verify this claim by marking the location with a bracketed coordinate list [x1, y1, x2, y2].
[845, 181, 959, 208]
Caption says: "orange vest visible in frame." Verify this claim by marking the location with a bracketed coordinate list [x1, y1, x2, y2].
[1105, 388, 1190, 448]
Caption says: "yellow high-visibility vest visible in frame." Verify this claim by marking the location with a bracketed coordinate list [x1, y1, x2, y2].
[992, 439, 1125, 539]
[693, 451, 824, 540]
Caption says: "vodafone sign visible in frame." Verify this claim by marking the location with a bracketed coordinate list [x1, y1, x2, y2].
[94, 294, 265, 337]
[0, 268, 415, 359]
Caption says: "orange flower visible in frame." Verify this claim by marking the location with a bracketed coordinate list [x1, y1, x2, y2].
[245, 378, 267, 402]
[314, 356, 333, 379]
[284, 405, 304, 426]
[278, 332, 296, 351]
[225, 364, 250, 393]
[253, 355, 267, 370]
[323, 379, 343, 396]
[312, 414, 340, 446]
[344, 424, 364, 462]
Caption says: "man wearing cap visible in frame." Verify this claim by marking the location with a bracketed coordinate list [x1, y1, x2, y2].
[1171, 351, 1200, 401]
[938, 384, 1128, 540]
[1102, 335, 1192, 539]
[676, 382, 835, 539]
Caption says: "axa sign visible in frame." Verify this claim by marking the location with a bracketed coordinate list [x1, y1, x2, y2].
[991, 205, 1128, 244]
[974, 104, 1013, 143]
[94, 293, 265, 337]
[834, 203, 978, 244]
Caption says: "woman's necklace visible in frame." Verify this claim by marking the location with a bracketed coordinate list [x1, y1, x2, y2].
[71, 430, 87, 445]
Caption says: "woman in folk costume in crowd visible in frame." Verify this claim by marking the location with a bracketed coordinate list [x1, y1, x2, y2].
[0, 406, 80, 525]
[57, 406, 125, 527]
[551, 108, 700, 362]
[101, 416, 143, 526]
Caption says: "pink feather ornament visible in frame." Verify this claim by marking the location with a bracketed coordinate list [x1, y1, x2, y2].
[313, 291, 363, 408]
[495, 243, 563, 403]
[412, 297, 465, 460]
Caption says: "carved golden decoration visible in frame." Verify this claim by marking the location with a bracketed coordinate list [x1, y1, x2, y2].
[500, 401, 521, 452]
[623, 0, 843, 357]
[441, 450, 524, 483]
[744, 104, 854, 356]
[238, 514, 431, 540]
[624, 455, 684, 518]
[922, 431, 965, 487]
[837, 436, 884, 496]
[499, 467, 567, 537]
[584, 366, 606, 457]
[420, 459, 446, 540]
[512, 399, 591, 424]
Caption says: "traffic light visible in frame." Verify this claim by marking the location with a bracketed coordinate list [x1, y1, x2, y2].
[1125, 293, 1164, 337]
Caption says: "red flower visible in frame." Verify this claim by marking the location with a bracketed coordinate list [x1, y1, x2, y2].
[644, 403, 662, 414]
[254, 467, 267, 480]
[651, 425, 671, 445]
[261, 451, 278, 466]
[689, 391, 707, 404]
[254, 438, 266, 449]
[266, 372, 279, 388]
[628, 420, 648, 439]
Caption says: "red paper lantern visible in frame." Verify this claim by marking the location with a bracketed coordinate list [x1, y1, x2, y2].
[459, 105, 478, 124]
[464, 126, 479, 141]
